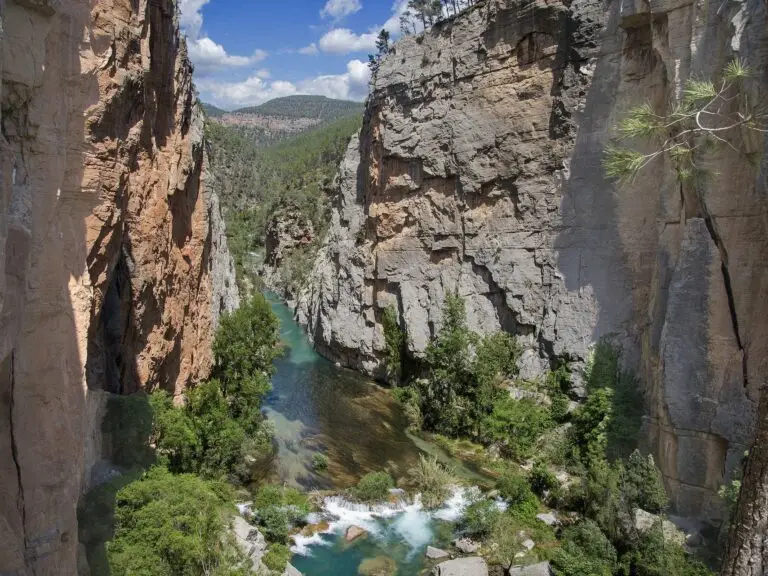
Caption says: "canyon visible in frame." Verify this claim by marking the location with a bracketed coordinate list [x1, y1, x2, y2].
[0, 0, 766, 574]
[292, 0, 768, 530]
[0, 0, 237, 574]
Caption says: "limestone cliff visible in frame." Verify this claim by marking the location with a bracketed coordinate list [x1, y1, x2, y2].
[296, 0, 768, 521]
[0, 1, 238, 574]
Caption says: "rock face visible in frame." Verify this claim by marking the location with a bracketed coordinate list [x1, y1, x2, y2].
[0, 1, 238, 574]
[296, 0, 768, 521]
[262, 207, 316, 295]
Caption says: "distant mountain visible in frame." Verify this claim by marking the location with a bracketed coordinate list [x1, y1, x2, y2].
[201, 102, 226, 118]
[201, 95, 363, 148]
[234, 96, 363, 122]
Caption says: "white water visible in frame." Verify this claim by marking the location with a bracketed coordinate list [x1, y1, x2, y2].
[291, 486, 501, 556]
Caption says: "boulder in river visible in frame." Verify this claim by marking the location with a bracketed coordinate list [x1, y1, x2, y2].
[453, 537, 480, 553]
[432, 557, 488, 576]
[358, 556, 398, 576]
[345, 525, 368, 542]
[426, 546, 450, 559]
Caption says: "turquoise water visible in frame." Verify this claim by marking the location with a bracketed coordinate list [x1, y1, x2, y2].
[263, 293, 424, 489]
[263, 294, 493, 576]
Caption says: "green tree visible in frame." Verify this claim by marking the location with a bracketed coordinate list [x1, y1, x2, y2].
[604, 60, 766, 184]
[621, 450, 668, 513]
[422, 292, 478, 435]
[353, 471, 395, 502]
[212, 293, 280, 392]
[461, 498, 501, 537]
[551, 520, 618, 576]
[107, 467, 249, 576]
[481, 396, 552, 460]
[381, 304, 405, 383]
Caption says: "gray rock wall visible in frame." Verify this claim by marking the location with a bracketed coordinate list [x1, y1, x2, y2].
[296, 0, 768, 521]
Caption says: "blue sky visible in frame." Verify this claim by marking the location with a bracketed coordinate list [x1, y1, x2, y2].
[180, 0, 411, 109]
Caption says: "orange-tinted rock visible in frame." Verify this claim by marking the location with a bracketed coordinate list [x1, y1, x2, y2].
[0, 1, 237, 574]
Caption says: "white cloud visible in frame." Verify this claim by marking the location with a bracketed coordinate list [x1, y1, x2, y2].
[179, 0, 268, 77]
[197, 59, 371, 109]
[319, 28, 377, 54]
[187, 37, 268, 76]
[382, 0, 419, 35]
[196, 76, 299, 109]
[298, 43, 319, 56]
[320, 0, 363, 19]
[298, 59, 371, 100]
[179, 0, 210, 40]
[318, 1, 422, 55]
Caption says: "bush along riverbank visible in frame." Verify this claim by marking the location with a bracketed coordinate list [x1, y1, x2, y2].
[382, 293, 720, 576]
[79, 294, 296, 575]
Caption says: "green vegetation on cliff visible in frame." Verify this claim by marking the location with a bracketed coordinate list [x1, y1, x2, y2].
[392, 293, 713, 576]
[206, 111, 362, 289]
[80, 295, 282, 575]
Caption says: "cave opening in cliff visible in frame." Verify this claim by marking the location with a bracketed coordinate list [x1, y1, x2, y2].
[86, 250, 135, 395]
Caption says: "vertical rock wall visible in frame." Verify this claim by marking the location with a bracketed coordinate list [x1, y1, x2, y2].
[297, 0, 768, 521]
[0, 1, 238, 574]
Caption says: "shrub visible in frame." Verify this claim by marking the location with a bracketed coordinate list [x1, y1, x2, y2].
[496, 474, 539, 518]
[382, 304, 405, 383]
[551, 520, 617, 576]
[528, 462, 559, 497]
[392, 385, 423, 431]
[461, 498, 501, 538]
[485, 513, 525, 571]
[621, 450, 667, 513]
[312, 453, 329, 471]
[621, 522, 714, 576]
[253, 485, 310, 543]
[106, 467, 248, 576]
[353, 472, 394, 502]
[260, 506, 290, 543]
[481, 396, 552, 460]
[408, 455, 455, 509]
[473, 332, 521, 390]
[263, 543, 291, 572]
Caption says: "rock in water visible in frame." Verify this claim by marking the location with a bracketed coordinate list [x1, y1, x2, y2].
[453, 538, 480, 554]
[358, 556, 398, 576]
[432, 557, 489, 576]
[345, 525, 367, 542]
[426, 546, 451, 559]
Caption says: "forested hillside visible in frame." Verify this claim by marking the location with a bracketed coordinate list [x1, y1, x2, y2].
[203, 96, 363, 291]
[236, 95, 362, 120]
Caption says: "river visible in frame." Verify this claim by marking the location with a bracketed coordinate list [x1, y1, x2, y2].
[262, 294, 488, 575]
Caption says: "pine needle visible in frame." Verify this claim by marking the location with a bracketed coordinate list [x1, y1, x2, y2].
[617, 104, 663, 138]
[683, 79, 717, 106]
[724, 59, 751, 81]
[603, 146, 646, 182]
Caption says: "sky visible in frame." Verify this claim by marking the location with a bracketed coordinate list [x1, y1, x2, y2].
[179, 0, 412, 110]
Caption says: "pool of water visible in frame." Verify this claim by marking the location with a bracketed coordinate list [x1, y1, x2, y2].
[262, 293, 497, 575]
[263, 293, 424, 490]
